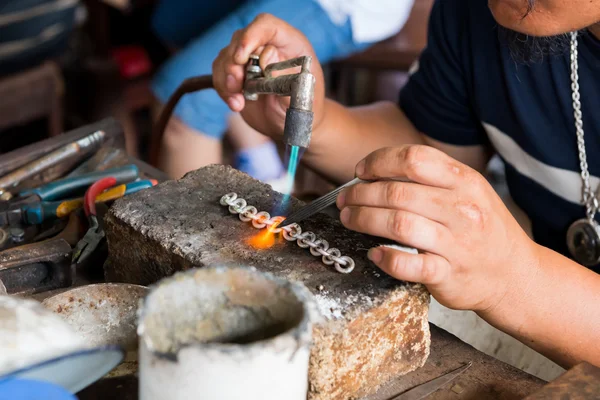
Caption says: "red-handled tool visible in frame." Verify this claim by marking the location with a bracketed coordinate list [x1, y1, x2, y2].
[72, 177, 117, 265]
[84, 177, 117, 217]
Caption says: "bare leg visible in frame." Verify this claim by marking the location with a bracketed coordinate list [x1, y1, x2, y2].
[227, 113, 271, 149]
[156, 110, 222, 179]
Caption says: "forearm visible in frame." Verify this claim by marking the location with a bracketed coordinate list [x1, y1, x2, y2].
[478, 245, 600, 368]
[303, 99, 425, 183]
[302, 99, 490, 183]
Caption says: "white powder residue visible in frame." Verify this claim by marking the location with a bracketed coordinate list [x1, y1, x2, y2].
[315, 293, 344, 320]
[344, 294, 373, 309]
[315, 292, 375, 320]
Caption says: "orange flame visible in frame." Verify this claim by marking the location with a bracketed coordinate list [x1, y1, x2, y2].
[246, 218, 285, 250]
[247, 229, 277, 249]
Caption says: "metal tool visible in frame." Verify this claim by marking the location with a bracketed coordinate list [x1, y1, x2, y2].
[0, 131, 106, 199]
[24, 179, 157, 224]
[35, 212, 83, 246]
[0, 118, 121, 177]
[0, 166, 144, 226]
[72, 177, 116, 265]
[0, 180, 154, 227]
[244, 55, 315, 149]
[151, 55, 316, 166]
[279, 177, 363, 228]
[9, 227, 25, 244]
[280, 176, 416, 228]
[64, 147, 126, 178]
[0, 238, 73, 295]
[391, 362, 472, 400]
[15, 164, 139, 205]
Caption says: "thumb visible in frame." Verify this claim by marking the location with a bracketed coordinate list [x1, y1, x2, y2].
[233, 14, 310, 64]
[234, 14, 300, 64]
[259, 45, 279, 70]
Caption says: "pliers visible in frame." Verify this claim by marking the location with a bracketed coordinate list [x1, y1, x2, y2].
[24, 179, 157, 225]
[0, 165, 139, 227]
[6, 165, 139, 207]
[72, 177, 117, 265]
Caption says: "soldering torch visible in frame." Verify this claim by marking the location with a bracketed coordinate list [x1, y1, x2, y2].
[150, 54, 316, 164]
[243, 54, 315, 148]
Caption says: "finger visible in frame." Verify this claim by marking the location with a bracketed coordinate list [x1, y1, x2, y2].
[356, 145, 472, 189]
[368, 246, 450, 285]
[213, 45, 246, 111]
[340, 206, 451, 255]
[227, 94, 245, 112]
[217, 31, 246, 91]
[234, 14, 297, 64]
[224, 60, 245, 93]
[337, 181, 451, 226]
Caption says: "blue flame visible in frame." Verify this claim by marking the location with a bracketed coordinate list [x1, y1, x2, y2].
[276, 145, 301, 215]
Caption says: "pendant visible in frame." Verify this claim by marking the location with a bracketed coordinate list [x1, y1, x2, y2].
[566, 218, 600, 266]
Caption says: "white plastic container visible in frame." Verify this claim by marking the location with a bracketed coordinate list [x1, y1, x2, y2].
[138, 266, 319, 400]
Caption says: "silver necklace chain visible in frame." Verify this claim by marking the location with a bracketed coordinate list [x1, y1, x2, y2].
[570, 31, 599, 221]
[220, 192, 356, 274]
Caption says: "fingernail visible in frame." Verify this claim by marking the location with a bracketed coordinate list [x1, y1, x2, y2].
[368, 247, 383, 263]
[340, 208, 351, 224]
[226, 74, 236, 91]
[355, 160, 366, 177]
[336, 191, 346, 208]
[229, 97, 241, 110]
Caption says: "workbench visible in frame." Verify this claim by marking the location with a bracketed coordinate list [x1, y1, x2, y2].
[16, 119, 545, 399]
[74, 324, 545, 400]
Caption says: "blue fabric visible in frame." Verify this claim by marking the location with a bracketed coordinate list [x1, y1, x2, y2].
[151, 0, 245, 48]
[399, 0, 600, 272]
[235, 141, 284, 181]
[151, 0, 369, 138]
[0, 378, 76, 400]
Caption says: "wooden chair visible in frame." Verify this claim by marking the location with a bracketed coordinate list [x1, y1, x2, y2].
[0, 62, 64, 137]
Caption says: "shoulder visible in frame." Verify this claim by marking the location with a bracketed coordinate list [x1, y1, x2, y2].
[431, 0, 495, 22]
[425, 0, 501, 75]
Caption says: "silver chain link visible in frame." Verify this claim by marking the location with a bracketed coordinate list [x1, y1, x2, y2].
[220, 193, 356, 274]
[570, 31, 599, 221]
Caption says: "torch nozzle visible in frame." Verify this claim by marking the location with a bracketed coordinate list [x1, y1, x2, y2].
[243, 55, 316, 150]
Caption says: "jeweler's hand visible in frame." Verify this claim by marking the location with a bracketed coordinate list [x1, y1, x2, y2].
[336, 145, 540, 312]
[212, 14, 326, 140]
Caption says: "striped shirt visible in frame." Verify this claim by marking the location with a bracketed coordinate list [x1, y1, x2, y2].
[399, 0, 600, 272]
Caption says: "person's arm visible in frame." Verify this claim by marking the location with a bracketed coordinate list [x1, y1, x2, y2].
[479, 246, 600, 368]
[213, 2, 490, 183]
[338, 145, 600, 369]
[305, 0, 492, 184]
[303, 99, 490, 183]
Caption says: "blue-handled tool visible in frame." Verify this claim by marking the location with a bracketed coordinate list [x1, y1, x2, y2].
[23, 179, 157, 225]
[16, 164, 139, 203]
